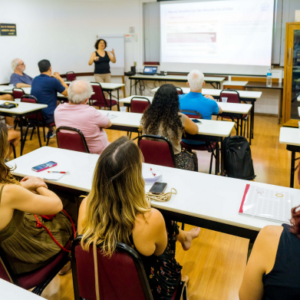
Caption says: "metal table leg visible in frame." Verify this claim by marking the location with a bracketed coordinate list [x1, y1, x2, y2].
[117, 89, 120, 111]
[290, 151, 295, 188]
[19, 116, 25, 156]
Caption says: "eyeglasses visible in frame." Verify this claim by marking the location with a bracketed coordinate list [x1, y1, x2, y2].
[18, 63, 25, 66]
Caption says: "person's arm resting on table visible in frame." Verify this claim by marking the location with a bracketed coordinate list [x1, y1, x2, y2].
[16, 83, 31, 88]
[184, 117, 199, 135]
[2, 177, 63, 215]
[95, 111, 112, 129]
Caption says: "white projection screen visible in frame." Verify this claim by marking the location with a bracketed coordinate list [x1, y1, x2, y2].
[160, 0, 275, 75]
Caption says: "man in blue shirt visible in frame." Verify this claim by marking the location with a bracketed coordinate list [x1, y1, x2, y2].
[179, 70, 222, 119]
[10, 58, 33, 88]
[179, 70, 222, 145]
[31, 59, 68, 137]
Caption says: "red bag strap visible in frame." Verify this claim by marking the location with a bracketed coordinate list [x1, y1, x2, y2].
[34, 210, 76, 253]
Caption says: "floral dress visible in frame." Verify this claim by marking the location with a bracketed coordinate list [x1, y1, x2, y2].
[130, 220, 182, 299]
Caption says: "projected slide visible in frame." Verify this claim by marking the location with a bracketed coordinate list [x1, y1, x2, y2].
[160, 0, 274, 73]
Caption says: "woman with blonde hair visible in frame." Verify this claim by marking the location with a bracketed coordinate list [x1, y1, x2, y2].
[0, 122, 73, 275]
[78, 136, 200, 299]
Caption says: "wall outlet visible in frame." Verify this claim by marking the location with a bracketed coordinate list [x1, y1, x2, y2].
[134, 62, 137, 66]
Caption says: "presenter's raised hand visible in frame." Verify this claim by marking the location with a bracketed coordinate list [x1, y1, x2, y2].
[94, 56, 99, 62]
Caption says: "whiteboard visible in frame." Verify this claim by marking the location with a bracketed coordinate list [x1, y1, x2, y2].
[98, 34, 125, 76]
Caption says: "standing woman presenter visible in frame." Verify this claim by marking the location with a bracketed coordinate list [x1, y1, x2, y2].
[89, 39, 116, 83]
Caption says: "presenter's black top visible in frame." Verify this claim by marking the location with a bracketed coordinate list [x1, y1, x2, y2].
[262, 224, 300, 300]
[94, 51, 110, 74]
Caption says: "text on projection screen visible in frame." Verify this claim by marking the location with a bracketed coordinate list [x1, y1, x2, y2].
[160, 0, 274, 75]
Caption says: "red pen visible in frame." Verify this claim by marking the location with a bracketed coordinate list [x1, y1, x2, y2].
[47, 171, 67, 174]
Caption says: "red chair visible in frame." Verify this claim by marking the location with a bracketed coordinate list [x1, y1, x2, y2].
[180, 110, 216, 174]
[71, 236, 187, 300]
[219, 89, 249, 137]
[12, 88, 25, 100]
[89, 82, 117, 110]
[137, 134, 176, 168]
[21, 95, 54, 146]
[131, 97, 151, 113]
[0, 241, 71, 295]
[176, 87, 184, 95]
[56, 126, 90, 153]
[66, 71, 77, 82]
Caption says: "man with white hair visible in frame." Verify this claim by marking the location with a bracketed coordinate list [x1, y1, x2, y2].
[179, 70, 222, 119]
[54, 80, 112, 155]
[10, 58, 33, 87]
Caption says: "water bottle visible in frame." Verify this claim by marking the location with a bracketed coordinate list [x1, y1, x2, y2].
[267, 69, 272, 87]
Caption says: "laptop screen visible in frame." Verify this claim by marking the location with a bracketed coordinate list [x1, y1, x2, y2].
[143, 66, 157, 74]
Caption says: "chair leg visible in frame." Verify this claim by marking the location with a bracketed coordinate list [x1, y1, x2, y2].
[209, 152, 213, 174]
[11, 143, 16, 159]
[43, 126, 46, 142]
[30, 126, 35, 140]
[181, 223, 185, 230]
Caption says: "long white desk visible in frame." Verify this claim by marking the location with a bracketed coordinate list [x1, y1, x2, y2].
[8, 146, 300, 242]
[279, 127, 300, 188]
[129, 74, 225, 95]
[65, 81, 125, 110]
[119, 95, 252, 114]
[151, 87, 262, 100]
[101, 110, 233, 174]
[151, 87, 261, 144]
[0, 85, 66, 98]
[0, 279, 43, 300]
[0, 100, 47, 155]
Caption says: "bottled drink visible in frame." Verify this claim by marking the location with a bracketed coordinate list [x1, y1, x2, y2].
[267, 69, 272, 87]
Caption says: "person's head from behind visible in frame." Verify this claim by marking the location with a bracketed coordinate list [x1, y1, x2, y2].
[94, 39, 107, 50]
[142, 84, 183, 141]
[68, 80, 93, 105]
[187, 70, 205, 92]
[81, 136, 150, 256]
[0, 123, 18, 184]
[11, 58, 26, 73]
[38, 59, 52, 75]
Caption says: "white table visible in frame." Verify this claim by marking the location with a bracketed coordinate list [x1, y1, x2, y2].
[0, 100, 47, 155]
[129, 74, 225, 95]
[223, 81, 248, 87]
[101, 110, 234, 174]
[279, 127, 300, 188]
[65, 81, 125, 110]
[151, 87, 261, 144]
[8, 146, 300, 242]
[0, 85, 66, 98]
[119, 95, 252, 114]
[0, 279, 43, 300]
[298, 107, 300, 116]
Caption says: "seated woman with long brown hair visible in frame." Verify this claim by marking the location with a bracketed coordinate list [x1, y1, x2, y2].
[0, 122, 73, 275]
[239, 169, 300, 300]
[78, 136, 200, 300]
[141, 84, 199, 171]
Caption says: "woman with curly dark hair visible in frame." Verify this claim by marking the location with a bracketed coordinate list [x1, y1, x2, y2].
[239, 166, 300, 300]
[141, 84, 198, 170]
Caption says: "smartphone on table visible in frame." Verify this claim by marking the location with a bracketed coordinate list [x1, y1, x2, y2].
[32, 161, 57, 172]
[149, 182, 167, 194]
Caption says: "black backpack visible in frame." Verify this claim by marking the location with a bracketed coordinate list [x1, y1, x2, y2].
[224, 136, 255, 180]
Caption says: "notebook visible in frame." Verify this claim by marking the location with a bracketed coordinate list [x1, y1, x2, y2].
[239, 184, 292, 223]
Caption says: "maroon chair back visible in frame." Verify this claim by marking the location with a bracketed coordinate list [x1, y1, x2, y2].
[176, 87, 183, 95]
[138, 134, 176, 168]
[56, 127, 90, 153]
[180, 110, 202, 119]
[131, 97, 150, 113]
[71, 237, 153, 300]
[12, 88, 25, 99]
[90, 83, 108, 107]
[220, 89, 240, 103]
[66, 72, 76, 81]
[21, 95, 44, 120]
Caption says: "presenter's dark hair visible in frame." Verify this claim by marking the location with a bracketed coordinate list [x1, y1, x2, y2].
[38, 60, 51, 73]
[95, 39, 107, 50]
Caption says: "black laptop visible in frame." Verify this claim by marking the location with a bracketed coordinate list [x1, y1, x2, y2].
[141, 66, 157, 75]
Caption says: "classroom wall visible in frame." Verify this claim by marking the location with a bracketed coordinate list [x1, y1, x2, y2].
[0, 0, 154, 84]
